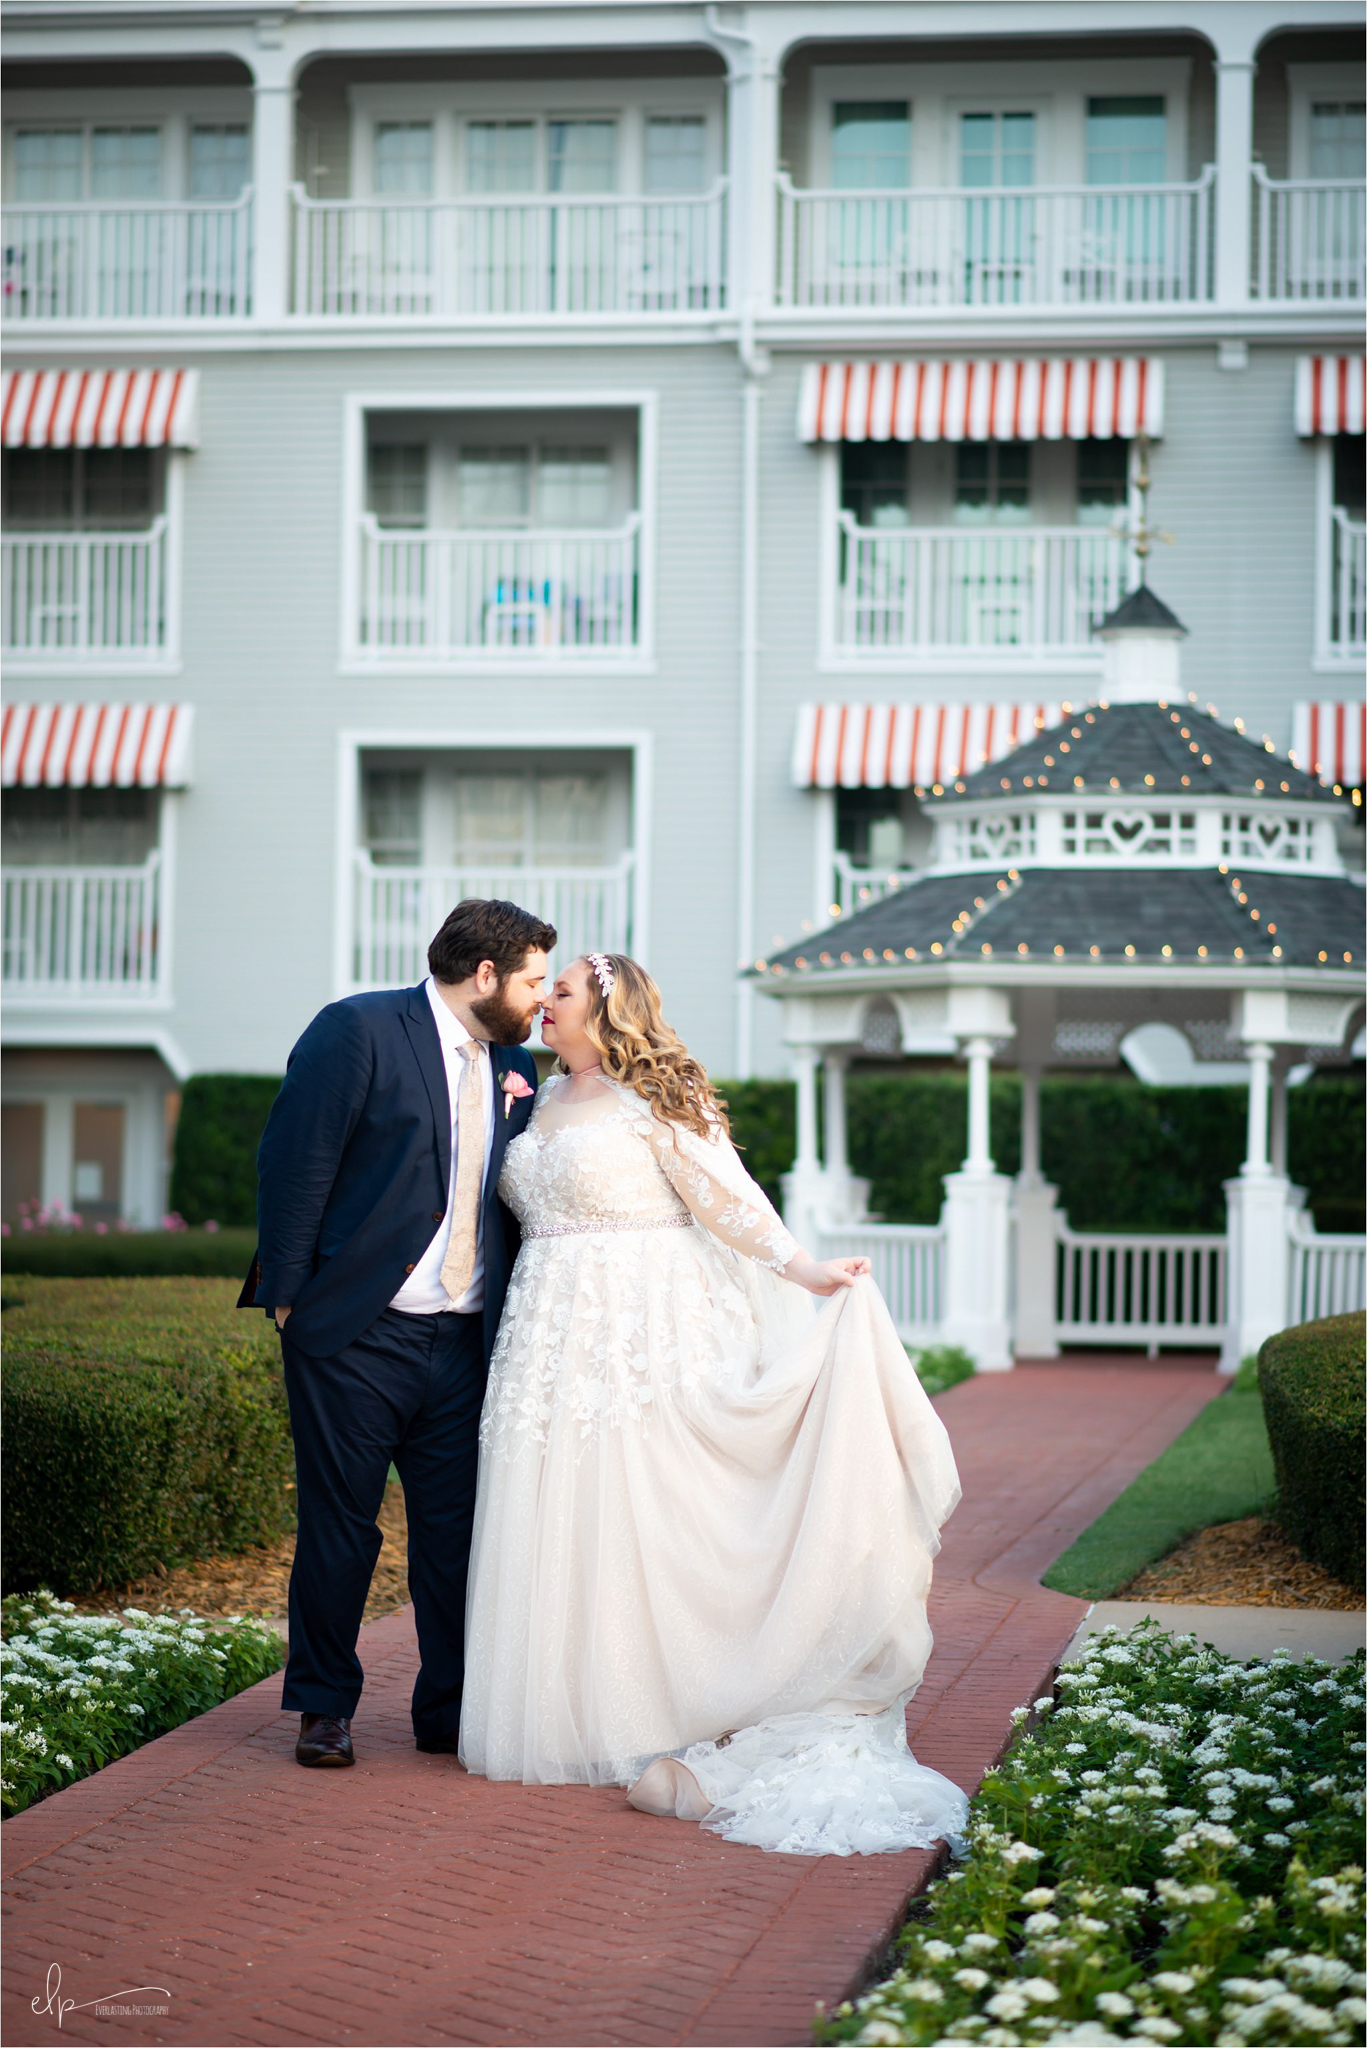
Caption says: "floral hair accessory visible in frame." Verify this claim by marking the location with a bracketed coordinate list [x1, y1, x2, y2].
[587, 952, 615, 999]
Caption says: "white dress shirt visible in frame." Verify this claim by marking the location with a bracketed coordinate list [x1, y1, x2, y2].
[389, 977, 497, 1316]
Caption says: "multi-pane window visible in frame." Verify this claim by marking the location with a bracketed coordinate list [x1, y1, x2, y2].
[954, 444, 1031, 523]
[1309, 102, 1366, 180]
[1332, 434, 1366, 515]
[1085, 98, 1167, 184]
[458, 447, 531, 526]
[12, 128, 83, 200]
[831, 103, 911, 189]
[90, 127, 163, 199]
[547, 119, 616, 193]
[366, 445, 428, 528]
[960, 111, 1035, 189]
[452, 769, 610, 866]
[836, 788, 913, 869]
[538, 448, 612, 526]
[362, 769, 422, 865]
[1, 787, 159, 866]
[1076, 438, 1130, 525]
[2, 449, 156, 530]
[644, 115, 706, 194]
[466, 121, 538, 192]
[456, 445, 614, 527]
[189, 125, 249, 198]
[840, 443, 910, 528]
[375, 122, 434, 195]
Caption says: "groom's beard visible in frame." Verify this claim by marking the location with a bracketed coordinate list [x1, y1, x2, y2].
[470, 982, 537, 1046]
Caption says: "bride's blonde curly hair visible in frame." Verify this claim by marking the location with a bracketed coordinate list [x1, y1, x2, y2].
[567, 953, 729, 1139]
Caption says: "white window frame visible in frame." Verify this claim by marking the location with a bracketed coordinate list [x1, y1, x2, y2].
[333, 726, 655, 998]
[338, 387, 658, 675]
[1286, 64, 1366, 180]
[1313, 432, 1365, 672]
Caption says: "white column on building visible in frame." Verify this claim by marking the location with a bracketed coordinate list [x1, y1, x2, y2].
[1020, 1063, 1041, 1180]
[941, 1032, 1013, 1370]
[707, 8, 783, 316]
[1213, 55, 1256, 310]
[1269, 1053, 1292, 1178]
[964, 1035, 994, 1169]
[823, 1048, 849, 1181]
[1221, 1039, 1294, 1372]
[1242, 1040, 1274, 1174]
[251, 71, 297, 321]
[1013, 1063, 1060, 1358]
[781, 1043, 828, 1250]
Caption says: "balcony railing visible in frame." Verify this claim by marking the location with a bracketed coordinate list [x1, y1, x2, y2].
[1321, 506, 1367, 663]
[357, 514, 642, 662]
[778, 169, 1215, 310]
[293, 184, 725, 318]
[2, 854, 164, 1003]
[352, 852, 634, 990]
[2, 519, 171, 664]
[835, 516, 1127, 659]
[1, 194, 252, 322]
[1253, 168, 1366, 302]
[832, 855, 915, 916]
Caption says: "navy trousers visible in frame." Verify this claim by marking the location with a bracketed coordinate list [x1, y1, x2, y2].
[279, 1305, 485, 1739]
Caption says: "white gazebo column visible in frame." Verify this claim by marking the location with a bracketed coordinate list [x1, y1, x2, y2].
[1221, 1040, 1293, 1372]
[819, 1048, 872, 1226]
[251, 68, 297, 322]
[781, 1044, 826, 1251]
[1013, 1064, 1060, 1358]
[1269, 1052, 1292, 1177]
[941, 1035, 1013, 1371]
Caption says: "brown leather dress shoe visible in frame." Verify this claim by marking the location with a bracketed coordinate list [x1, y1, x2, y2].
[295, 1713, 355, 1767]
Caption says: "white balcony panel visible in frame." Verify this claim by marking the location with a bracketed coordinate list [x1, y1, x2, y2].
[3, 521, 171, 665]
[835, 518, 1126, 661]
[832, 855, 916, 915]
[294, 188, 725, 319]
[1, 198, 253, 322]
[3, 855, 164, 1004]
[357, 516, 641, 663]
[353, 854, 634, 992]
[779, 172, 1215, 312]
[1254, 171, 1366, 303]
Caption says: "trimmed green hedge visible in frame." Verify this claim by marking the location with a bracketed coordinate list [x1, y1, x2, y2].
[3, 1227, 256, 1278]
[168, 1073, 283, 1227]
[1257, 1309, 1365, 1591]
[2, 1278, 294, 1596]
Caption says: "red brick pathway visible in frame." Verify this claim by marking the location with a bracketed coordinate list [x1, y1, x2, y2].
[4, 1355, 1222, 2048]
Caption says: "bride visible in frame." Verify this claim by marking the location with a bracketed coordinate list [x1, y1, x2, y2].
[458, 950, 967, 1856]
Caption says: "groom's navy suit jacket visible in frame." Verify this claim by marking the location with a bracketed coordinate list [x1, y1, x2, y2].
[238, 984, 538, 1363]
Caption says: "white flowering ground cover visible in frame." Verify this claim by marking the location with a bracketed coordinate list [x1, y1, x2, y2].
[815, 1622, 1365, 2048]
[1, 1590, 285, 1817]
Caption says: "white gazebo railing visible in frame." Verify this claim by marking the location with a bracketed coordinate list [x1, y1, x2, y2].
[352, 852, 635, 990]
[1252, 169, 1366, 302]
[1287, 1211, 1367, 1323]
[293, 184, 726, 318]
[2, 855, 164, 1001]
[835, 516, 1127, 658]
[1054, 1222, 1227, 1352]
[356, 514, 642, 661]
[778, 170, 1215, 310]
[815, 1221, 945, 1343]
[0, 195, 253, 320]
[2, 520, 170, 662]
[1322, 507, 1367, 660]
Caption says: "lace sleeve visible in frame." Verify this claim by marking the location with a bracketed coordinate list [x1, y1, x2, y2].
[646, 1115, 800, 1274]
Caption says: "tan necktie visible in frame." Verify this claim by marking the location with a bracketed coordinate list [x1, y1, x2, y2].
[439, 1039, 485, 1305]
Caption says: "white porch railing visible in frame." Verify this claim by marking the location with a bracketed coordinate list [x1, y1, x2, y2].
[816, 1221, 945, 1342]
[832, 855, 916, 914]
[2, 519, 170, 662]
[293, 184, 726, 318]
[1, 194, 253, 321]
[1323, 506, 1367, 660]
[778, 170, 1215, 310]
[1287, 1211, 1367, 1324]
[1055, 1221, 1227, 1351]
[352, 852, 635, 990]
[357, 514, 641, 661]
[1253, 168, 1366, 302]
[2, 854, 164, 1002]
[836, 515, 1127, 657]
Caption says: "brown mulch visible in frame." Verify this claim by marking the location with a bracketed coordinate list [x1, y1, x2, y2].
[73, 1483, 412, 1626]
[1120, 1515, 1363, 1609]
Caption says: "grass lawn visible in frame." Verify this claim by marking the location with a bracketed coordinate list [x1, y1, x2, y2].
[1041, 1367, 1276, 1599]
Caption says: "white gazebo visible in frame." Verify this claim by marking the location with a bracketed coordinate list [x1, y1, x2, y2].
[754, 587, 1365, 1370]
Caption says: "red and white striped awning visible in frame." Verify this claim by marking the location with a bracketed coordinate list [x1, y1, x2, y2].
[798, 358, 1163, 444]
[1, 370, 199, 450]
[1294, 357, 1366, 437]
[1291, 700, 1366, 787]
[1, 704, 193, 788]
[794, 701, 1076, 790]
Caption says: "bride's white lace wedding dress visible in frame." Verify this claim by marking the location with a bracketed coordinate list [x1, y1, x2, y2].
[458, 1074, 968, 1856]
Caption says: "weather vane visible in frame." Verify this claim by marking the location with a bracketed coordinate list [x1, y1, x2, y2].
[1111, 433, 1174, 585]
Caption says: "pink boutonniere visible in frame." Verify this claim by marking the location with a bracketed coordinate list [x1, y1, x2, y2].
[499, 1069, 535, 1119]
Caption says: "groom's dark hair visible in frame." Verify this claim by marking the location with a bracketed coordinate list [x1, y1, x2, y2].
[428, 898, 557, 985]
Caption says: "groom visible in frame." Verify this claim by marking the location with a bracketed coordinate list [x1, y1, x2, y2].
[239, 897, 553, 1767]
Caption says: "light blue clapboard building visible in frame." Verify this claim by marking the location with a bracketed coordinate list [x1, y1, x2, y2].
[1, 0, 1362, 1310]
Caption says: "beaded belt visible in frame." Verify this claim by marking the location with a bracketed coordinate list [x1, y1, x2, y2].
[522, 1212, 694, 1241]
